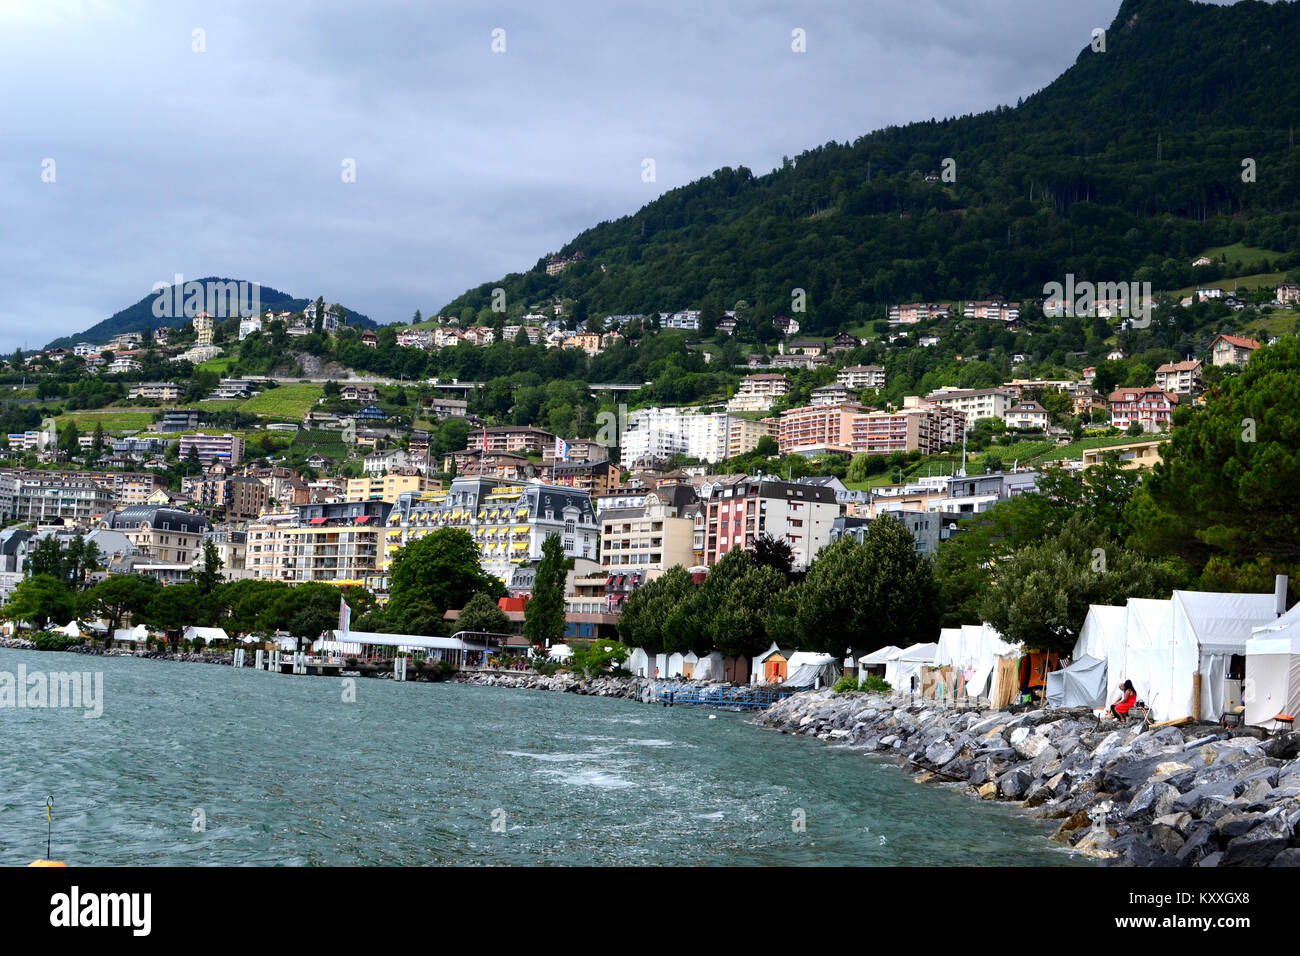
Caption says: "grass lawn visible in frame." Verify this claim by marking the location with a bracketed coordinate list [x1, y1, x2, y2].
[197, 356, 238, 375]
[1199, 244, 1286, 272]
[63, 409, 158, 433]
[239, 383, 324, 420]
[1240, 310, 1300, 340]
[1165, 271, 1286, 300]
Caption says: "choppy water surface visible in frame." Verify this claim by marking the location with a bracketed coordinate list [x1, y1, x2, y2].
[0, 650, 1090, 865]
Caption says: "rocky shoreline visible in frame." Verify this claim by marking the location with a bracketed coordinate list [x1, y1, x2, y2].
[449, 670, 647, 698]
[757, 689, 1300, 867]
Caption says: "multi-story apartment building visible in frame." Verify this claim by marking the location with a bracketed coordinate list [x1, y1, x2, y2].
[197, 530, 248, 581]
[809, 384, 855, 406]
[1005, 401, 1050, 430]
[831, 511, 964, 557]
[620, 408, 729, 466]
[1109, 387, 1179, 433]
[178, 432, 245, 465]
[923, 387, 1019, 425]
[696, 476, 838, 570]
[112, 437, 172, 461]
[659, 310, 701, 330]
[159, 409, 204, 432]
[102, 506, 211, 564]
[889, 302, 952, 324]
[245, 512, 301, 582]
[964, 300, 1021, 322]
[777, 403, 868, 456]
[346, 472, 435, 502]
[727, 374, 790, 413]
[727, 417, 779, 458]
[598, 486, 699, 611]
[193, 313, 215, 347]
[224, 475, 270, 520]
[545, 459, 623, 498]
[379, 479, 598, 585]
[283, 500, 392, 587]
[477, 426, 556, 456]
[849, 403, 964, 456]
[7, 472, 115, 524]
[1210, 334, 1260, 367]
[1154, 359, 1203, 395]
[128, 382, 183, 402]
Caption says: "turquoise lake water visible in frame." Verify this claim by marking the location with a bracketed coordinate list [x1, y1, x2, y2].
[0, 649, 1091, 865]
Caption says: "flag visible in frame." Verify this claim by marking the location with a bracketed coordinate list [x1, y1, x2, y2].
[338, 596, 351, 641]
[555, 436, 570, 461]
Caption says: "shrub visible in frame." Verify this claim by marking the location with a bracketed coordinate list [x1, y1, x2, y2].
[32, 633, 81, 653]
[859, 674, 893, 694]
[833, 675, 859, 693]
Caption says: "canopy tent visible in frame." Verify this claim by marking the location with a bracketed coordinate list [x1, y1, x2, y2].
[53, 621, 83, 637]
[784, 652, 841, 689]
[1245, 621, 1300, 727]
[548, 643, 573, 661]
[856, 645, 901, 675]
[183, 626, 229, 645]
[627, 647, 653, 678]
[1045, 654, 1109, 708]
[113, 624, 149, 644]
[691, 651, 724, 682]
[1169, 590, 1277, 719]
[666, 652, 686, 678]
[1074, 604, 1128, 702]
[884, 642, 938, 694]
[933, 624, 1018, 701]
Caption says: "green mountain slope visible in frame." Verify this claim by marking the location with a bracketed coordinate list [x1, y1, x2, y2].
[441, 0, 1300, 334]
[46, 279, 377, 350]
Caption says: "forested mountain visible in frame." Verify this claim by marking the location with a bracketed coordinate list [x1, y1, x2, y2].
[46, 279, 377, 350]
[441, 0, 1300, 334]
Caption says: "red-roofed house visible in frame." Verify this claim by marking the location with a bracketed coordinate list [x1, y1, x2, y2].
[1109, 388, 1178, 433]
[1210, 334, 1260, 367]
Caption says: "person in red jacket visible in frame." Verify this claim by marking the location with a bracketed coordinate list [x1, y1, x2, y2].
[1111, 680, 1138, 720]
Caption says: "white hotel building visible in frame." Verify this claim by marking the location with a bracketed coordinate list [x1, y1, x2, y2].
[619, 407, 729, 467]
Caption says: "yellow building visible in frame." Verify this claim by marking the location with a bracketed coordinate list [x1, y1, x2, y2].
[1081, 439, 1165, 471]
[346, 473, 438, 503]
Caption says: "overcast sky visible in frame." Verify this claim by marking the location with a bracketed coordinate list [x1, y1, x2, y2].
[0, 0, 1247, 351]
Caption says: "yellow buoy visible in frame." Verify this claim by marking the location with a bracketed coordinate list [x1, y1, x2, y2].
[29, 860, 68, 867]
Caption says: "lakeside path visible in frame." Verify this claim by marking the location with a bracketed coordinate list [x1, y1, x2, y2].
[756, 690, 1300, 867]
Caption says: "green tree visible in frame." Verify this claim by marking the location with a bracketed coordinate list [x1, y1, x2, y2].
[4, 574, 75, 630]
[195, 539, 224, 594]
[523, 533, 567, 649]
[81, 574, 162, 633]
[616, 565, 694, 654]
[570, 640, 630, 678]
[711, 564, 790, 658]
[1129, 337, 1300, 583]
[980, 513, 1180, 655]
[387, 528, 501, 635]
[89, 422, 106, 462]
[455, 591, 510, 634]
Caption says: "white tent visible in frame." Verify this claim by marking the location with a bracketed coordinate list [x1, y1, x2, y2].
[1168, 590, 1277, 719]
[933, 624, 1017, 700]
[53, 621, 83, 637]
[1246, 620, 1300, 727]
[183, 626, 229, 645]
[627, 647, 653, 678]
[884, 642, 938, 694]
[113, 624, 149, 644]
[655, 653, 668, 678]
[548, 643, 573, 661]
[666, 652, 686, 678]
[784, 652, 841, 689]
[856, 645, 901, 674]
[1074, 605, 1128, 697]
[691, 651, 724, 681]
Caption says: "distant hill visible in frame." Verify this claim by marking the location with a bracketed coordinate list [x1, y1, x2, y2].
[46, 278, 377, 350]
[441, 0, 1300, 335]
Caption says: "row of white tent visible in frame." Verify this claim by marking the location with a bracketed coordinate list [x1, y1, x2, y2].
[1067, 588, 1290, 722]
[625, 646, 842, 688]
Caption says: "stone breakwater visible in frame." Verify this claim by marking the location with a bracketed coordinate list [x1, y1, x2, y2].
[758, 690, 1300, 867]
[451, 671, 646, 698]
